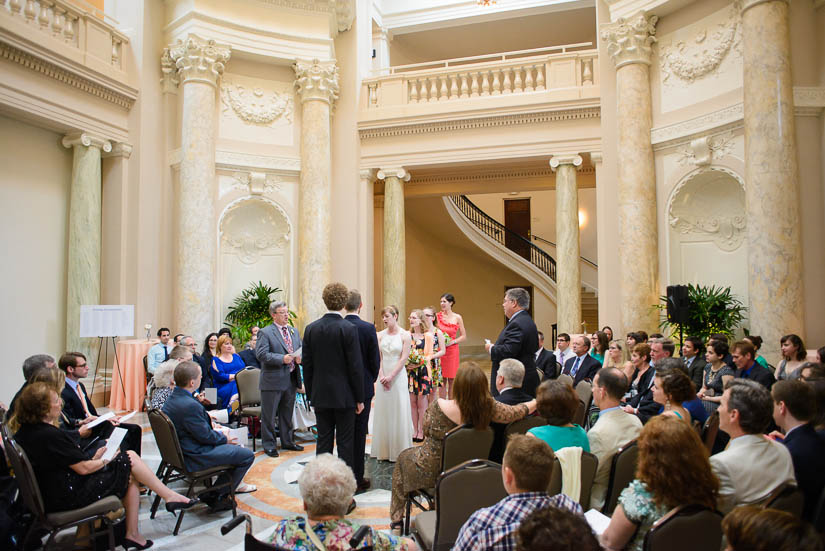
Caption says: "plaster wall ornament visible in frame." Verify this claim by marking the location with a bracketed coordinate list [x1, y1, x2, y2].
[675, 131, 734, 167]
[601, 12, 658, 68]
[293, 58, 340, 105]
[668, 168, 746, 252]
[220, 198, 291, 265]
[160, 48, 179, 93]
[651, 103, 743, 147]
[223, 172, 286, 197]
[62, 131, 113, 152]
[334, 0, 355, 32]
[659, 1, 742, 85]
[102, 142, 133, 159]
[221, 81, 294, 125]
[168, 35, 231, 87]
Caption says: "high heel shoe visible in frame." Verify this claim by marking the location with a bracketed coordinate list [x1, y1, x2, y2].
[123, 538, 153, 550]
[165, 497, 199, 513]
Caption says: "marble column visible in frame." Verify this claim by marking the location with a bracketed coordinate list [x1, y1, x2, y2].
[359, 169, 377, 321]
[62, 132, 111, 361]
[168, 35, 230, 341]
[550, 155, 583, 334]
[378, 167, 410, 322]
[293, 59, 339, 328]
[601, 13, 660, 333]
[741, 0, 804, 360]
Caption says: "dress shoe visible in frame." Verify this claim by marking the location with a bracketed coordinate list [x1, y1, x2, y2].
[281, 443, 304, 452]
[165, 498, 199, 513]
[264, 448, 280, 458]
[123, 538, 153, 550]
[356, 478, 371, 493]
[208, 496, 235, 513]
[346, 499, 357, 515]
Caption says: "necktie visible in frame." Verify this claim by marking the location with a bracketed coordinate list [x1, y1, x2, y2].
[281, 326, 295, 371]
[571, 356, 582, 377]
[163, 344, 169, 361]
[76, 384, 90, 416]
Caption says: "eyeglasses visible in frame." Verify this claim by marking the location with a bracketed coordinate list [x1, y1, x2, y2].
[425, 314, 435, 317]
[75, 363, 87, 368]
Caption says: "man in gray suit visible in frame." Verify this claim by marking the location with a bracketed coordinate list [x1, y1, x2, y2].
[256, 301, 304, 457]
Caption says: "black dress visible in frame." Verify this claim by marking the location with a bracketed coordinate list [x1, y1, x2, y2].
[14, 422, 131, 512]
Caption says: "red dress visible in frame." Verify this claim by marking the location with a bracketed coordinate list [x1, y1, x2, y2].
[437, 312, 460, 379]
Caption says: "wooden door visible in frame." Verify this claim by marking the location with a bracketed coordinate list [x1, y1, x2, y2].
[504, 198, 531, 260]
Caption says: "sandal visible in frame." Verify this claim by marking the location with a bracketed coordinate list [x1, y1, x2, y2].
[236, 483, 257, 494]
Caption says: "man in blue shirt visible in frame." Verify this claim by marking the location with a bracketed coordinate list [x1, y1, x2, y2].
[147, 327, 173, 374]
[732, 340, 775, 390]
[453, 435, 582, 551]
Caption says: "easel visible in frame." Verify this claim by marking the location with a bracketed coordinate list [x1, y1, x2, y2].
[91, 336, 127, 405]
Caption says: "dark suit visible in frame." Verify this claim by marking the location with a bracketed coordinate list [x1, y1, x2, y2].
[536, 348, 558, 381]
[162, 387, 254, 494]
[256, 323, 303, 450]
[490, 310, 540, 397]
[303, 313, 364, 470]
[238, 348, 260, 369]
[562, 354, 601, 386]
[197, 353, 214, 392]
[489, 387, 534, 463]
[685, 356, 707, 390]
[61, 381, 142, 454]
[782, 424, 825, 520]
[735, 363, 776, 390]
[345, 314, 380, 484]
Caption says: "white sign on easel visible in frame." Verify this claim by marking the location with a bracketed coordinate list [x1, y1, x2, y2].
[79, 305, 135, 337]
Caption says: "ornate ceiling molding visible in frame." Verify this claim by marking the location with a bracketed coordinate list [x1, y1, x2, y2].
[0, 41, 136, 109]
[408, 166, 595, 186]
[168, 148, 301, 174]
[253, 0, 354, 33]
[359, 107, 601, 140]
[651, 103, 743, 149]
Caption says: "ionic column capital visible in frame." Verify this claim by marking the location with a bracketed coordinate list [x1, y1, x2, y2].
[293, 59, 340, 106]
[167, 34, 231, 87]
[377, 167, 411, 181]
[600, 12, 658, 69]
[102, 142, 133, 159]
[590, 152, 603, 164]
[359, 168, 377, 183]
[549, 155, 583, 171]
[62, 132, 112, 153]
[742, 0, 788, 14]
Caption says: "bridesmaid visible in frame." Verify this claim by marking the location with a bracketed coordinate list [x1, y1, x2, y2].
[436, 293, 467, 399]
[408, 309, 433, 442]
[422, 306, 447, 407]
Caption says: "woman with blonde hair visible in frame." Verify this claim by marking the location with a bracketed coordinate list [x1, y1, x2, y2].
[408, 309, 433, 442]
[422, 306, 447, 406]
[603, 339, 628, 369]
[389, 362, 536, 530]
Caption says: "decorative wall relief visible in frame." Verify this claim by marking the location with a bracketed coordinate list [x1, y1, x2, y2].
[220, 198, 291, 265]
[675, 131, 735, 167]
[659, 1, 741, 85]
[219, 172, 286, 198]
[221, 80, 293, 125]
[668, 168, 745, 252]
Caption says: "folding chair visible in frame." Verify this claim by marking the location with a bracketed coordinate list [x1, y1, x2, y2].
[761, 481, 805, 518]
[547, 451, 599, 506]
[235, 367, 262, 451]
[1, 423, 124, 550]
[411, 460, 506, 551]
[701, 411, 719, 454]
[147, 409, 238, 535]
[504, 416, 546, 437]
[558, 374, 574, 387]
[643, 504, 722, 551]
[602, 440, 638, 515]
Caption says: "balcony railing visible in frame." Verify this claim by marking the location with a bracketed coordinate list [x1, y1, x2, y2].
[363, 44, 597, 110]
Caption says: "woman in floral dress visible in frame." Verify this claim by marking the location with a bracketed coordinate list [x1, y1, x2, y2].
[422, 306, 447, 407]
[407, 309, 433, 442]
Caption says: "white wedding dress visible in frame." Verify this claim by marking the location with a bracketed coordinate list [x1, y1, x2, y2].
[370, 329, 414, 461]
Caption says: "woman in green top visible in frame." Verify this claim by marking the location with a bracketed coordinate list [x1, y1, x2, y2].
[589, 331, 609, 365]
[527, 380, 589, 452]
[743, 335, 770, 370]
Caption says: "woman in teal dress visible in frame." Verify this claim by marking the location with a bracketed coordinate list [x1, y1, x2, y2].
[269, 454, 414, 551]
[527, 380, 589, 451]
[600, 416, 718, 551]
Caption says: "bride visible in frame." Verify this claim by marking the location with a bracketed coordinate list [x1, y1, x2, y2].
[371, 305, 414, 461]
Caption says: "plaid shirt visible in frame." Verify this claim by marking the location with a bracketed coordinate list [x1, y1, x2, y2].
[453, 492, 583, 551]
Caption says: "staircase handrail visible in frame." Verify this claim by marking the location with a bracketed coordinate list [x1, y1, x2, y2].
[449, 195, 557, 282]
[531, 234, 598, 268]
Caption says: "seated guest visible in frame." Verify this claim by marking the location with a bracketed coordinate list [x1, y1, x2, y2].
[7, 354, 56, 418]
[681, 336, 707, 390]
[211, 334, 245, 411]
[490, 359, 534, 463]
[770, 379, 825, 520]
[697, 339, 735, 413]
[710, 379, 795, 513]
[162, 361, 256, 510]
[147, 327, 173, 374]
[732, 340, 776, 389]
[199, 332, 219, 390]
[651, 366, 694, 423]
[217, 327, 233, 339]
[561, 335, 600, 386]
[588, 368, 642, 510]
[245, 327, 260, 350]
[603, 340, 628, 369]
[589, 331, 609, 365]
[454, 435, 582, 551]
[800, 362, 825, 381]
[389, 362, 535, 530]
[722, 506, 823, 551]
[554, 333, 574, 369]
[742, 335, 770, 371]
[238, 333, 260, 369]
[600, 416, 718, 551]
[621, 343, 654, 414]
[150, 361, 177, 411]
[527, 380, 589, 452]
[58, 352, 142, 454]
[13, 383, 197, 550]
[517, 505, 600, 551]
[269, 454, 413, 551]
[535, 331, 557, 380]
[777, 333, 806, 380]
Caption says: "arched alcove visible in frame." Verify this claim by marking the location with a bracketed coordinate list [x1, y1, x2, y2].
[667, 167, 749, 306]
[218, 197, 292, 324]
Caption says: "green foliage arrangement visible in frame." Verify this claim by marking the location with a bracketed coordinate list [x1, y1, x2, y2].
[655, 284, 747, 344]
[224, 281, 294, 347]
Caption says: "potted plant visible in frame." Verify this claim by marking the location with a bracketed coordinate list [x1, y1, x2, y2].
[224, 281, 295, 347]
[655, 284, 747, 344]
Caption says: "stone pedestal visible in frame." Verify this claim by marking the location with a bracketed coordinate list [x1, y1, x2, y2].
[550, 155, 583, 334]
[167, 35, 230, 341]
[63, 132, 111, 360]
[601, 13, 660, 333]
[741, 0, 804, 360]
[294, 59, 339, 328]
[378, 167, 410, 322]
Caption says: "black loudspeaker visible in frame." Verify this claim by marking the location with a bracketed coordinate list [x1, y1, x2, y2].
[666, 285, 691, 324]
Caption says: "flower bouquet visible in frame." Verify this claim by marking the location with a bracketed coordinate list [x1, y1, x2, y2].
[407, 348, 426, 372]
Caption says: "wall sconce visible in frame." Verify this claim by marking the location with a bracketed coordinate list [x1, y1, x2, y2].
[578, 209, 587, 228]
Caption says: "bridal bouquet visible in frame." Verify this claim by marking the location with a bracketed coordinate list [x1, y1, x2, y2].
[407, 348, 426, 372]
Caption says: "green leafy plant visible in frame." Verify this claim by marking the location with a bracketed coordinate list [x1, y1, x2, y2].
[655, 284, 747, 344]
[224, 281, 294, 347]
